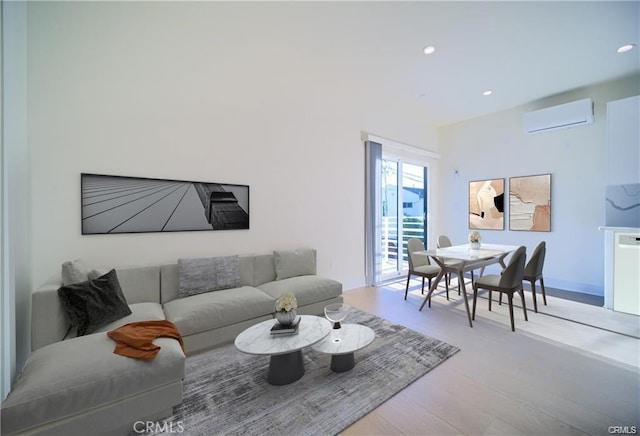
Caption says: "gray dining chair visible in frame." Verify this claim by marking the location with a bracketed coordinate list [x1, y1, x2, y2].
[524, 241, 547, 312]
[436, 234, 464, 297]
[405, 238, 441, 302]
[499, 241, 548, 312]
[472, 246, 528, 332]
[436, 235, 460, 300]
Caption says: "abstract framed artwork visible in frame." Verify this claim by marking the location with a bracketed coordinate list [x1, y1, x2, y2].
[469, 178, 505, 230]
[509, 173, 551, 232]
[81, 173, 249, 234]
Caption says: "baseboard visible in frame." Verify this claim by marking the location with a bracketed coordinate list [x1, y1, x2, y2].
[459, 267, 604, 297]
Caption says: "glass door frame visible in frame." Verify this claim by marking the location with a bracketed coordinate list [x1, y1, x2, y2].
[379, 154, 431, 282]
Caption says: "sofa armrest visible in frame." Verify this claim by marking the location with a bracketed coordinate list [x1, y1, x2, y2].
[31, 276, 70, 352]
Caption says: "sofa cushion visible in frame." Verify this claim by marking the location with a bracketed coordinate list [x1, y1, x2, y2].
[0, 333, 185, 434]
[252, 254, 277, 286]
[178, 256, 240, 297]
[57, 269, 132, 337]
[163, 286, 276, 336]
[94, 302, 166, 334]
[258, 275, 342, 307]
[116, 265, 161, 304]
[273, 249, 316, 280]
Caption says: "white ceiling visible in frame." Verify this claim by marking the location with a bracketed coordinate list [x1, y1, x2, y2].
[294, 1, 640, 127]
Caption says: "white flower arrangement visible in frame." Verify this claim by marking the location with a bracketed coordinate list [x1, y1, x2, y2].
[275, 292, 298, 313]
[468, 231, 482, 243]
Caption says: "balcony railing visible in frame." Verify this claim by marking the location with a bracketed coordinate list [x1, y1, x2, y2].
[381, 216, 424, 275]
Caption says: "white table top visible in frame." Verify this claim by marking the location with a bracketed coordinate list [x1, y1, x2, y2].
[311, 324, 375, 355]
[234, 315, 332, 356]
[417, 243, 520, 261]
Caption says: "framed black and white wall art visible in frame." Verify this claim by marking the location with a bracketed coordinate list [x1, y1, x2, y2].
[81, 173, 250, 234]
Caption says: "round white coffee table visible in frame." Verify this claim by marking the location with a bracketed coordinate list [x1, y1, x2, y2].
[234, 315, 331, 385]
[311, 324, 375, 372]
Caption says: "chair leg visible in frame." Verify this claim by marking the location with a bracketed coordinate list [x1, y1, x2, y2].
[404, 274, 411, 300]
[472, 284, 478, 320]
[530, 279, 538, 313]
[428, 277, 432, 293]
[519, 287, 528, 321]
[488, 290, 493, 311]
[445, 274, 450, 300]
[540, 277, 547, 305]
[507, 293, 515, 332]
[499, 293, 503, 306]
[421, 277, 425, 295]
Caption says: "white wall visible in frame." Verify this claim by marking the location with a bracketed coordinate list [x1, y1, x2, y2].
[27, 2, 437, 290]
[437, 74, 640, 296]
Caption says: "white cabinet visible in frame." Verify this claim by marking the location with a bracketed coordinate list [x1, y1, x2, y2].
[600, 226, 640, 314]
[613, 232, 640, 315]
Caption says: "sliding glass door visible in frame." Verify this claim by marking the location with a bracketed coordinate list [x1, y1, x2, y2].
[380, 160, 428, 281]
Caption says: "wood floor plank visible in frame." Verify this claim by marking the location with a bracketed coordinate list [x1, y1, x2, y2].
[345, 390, 463, 436]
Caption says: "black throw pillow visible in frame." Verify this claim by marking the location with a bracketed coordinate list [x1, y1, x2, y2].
[57, 269, 132, 337]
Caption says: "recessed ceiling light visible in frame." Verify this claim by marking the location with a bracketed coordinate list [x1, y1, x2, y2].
[617, 44, 636, 53]
[423, 45, 435, 55]
[483, 90, 493, 96]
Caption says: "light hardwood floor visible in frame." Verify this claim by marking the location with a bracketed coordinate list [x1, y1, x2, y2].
[341, 280, 640, 435]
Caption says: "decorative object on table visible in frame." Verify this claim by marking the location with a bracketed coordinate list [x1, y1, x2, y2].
[270, 316, 301, 336]
[324, 303, 349, 329]
[81, 173, 249, 234]
[274, 292, 298, 326]
[468, 231, 482, 249]
[509, 173, 551, 231]
[469, 178, 504, 230]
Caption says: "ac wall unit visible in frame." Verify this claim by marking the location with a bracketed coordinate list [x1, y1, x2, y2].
[523, 98, 594, 134]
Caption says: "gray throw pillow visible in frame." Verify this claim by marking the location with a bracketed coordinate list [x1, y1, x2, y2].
[61, 258, 107, 286]
[57, 269, 132, 337]
[61, 259, 93, 286]
[178, 255, 240, 298]
[274, 249, 316, 280]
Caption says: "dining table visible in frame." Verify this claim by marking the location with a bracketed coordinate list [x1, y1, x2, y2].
[414, 243, 520, 327]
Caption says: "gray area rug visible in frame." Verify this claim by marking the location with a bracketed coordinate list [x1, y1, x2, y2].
[148, 308, 460, 436]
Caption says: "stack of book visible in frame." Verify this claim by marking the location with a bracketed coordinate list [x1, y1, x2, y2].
[270, 316, 301, 336]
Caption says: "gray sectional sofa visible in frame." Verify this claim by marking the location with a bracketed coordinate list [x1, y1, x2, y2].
[1, 249, 343, 435]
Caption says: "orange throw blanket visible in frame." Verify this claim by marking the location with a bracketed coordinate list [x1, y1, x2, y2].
[107, 320, 184, 360]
